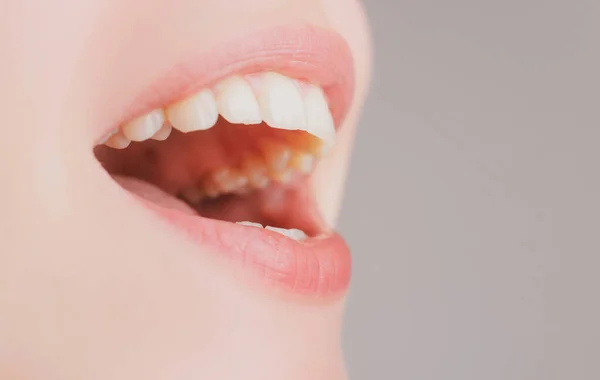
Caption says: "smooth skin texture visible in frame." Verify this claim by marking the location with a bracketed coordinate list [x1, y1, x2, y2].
[0, 1, 371, 379]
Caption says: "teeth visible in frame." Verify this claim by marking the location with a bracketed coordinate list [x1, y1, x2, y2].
[303, 85, 336, 146]
[215, 76, 262, 125]
[151, 123, 173, 141]
[265, 226, 308, 241]
[241, 156, 270, 189]
[279, 132, 329, 160]
[272, 169, 293, 184]
[165, 89, 219, 133]
[236, 223, 309, 241]
[104, 131, 131, 149]
[101, 73, 338, 201]
[256, 72, 307, 131]
[290, 152, 314, 173]
[211, 169, 248, 193]
[236, 221, 263, 228]
[260, 140, 292, 172]
[121, 109, 165, 142]
[98, 128, 118, 144]
[105, 73, 335, 148]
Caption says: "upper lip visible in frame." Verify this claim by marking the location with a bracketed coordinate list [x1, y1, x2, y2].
[107, 24, 356, 299]
[117, 23, 355, 136]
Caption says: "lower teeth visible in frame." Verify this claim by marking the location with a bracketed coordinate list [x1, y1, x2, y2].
[236, 221, 308, 241]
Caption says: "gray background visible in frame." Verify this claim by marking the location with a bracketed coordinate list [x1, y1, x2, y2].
[341, 1, 600, 379]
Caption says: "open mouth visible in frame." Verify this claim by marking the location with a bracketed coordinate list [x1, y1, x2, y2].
[93, 26, 354, 297]
[96, 72, 333, 238]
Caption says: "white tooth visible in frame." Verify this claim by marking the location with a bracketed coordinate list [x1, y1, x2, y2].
[273, 169, 293, 184]
[290, 152, 314, 173]
[241, 156, 270, 189]
[121, 109, 165, 142]
[151, 123, 173, 141]
[215, 76, 262, 125]
[304, 85, 336, 146]
[166, 89, 219, 133]
[260, 140, 291, 172]
[236, 221, 264, 228]
[98, 128, 119, 144]
[104, 131, 131, 149]
[265, 226, 308, 241]
[257, 72, 306, 131]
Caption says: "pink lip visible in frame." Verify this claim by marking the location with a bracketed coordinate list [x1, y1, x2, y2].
[123, 24, 355, 129]
[122, 24, 355, 298]
[145, 201, 352, 296]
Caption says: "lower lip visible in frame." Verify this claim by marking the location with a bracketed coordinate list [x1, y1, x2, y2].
[142, 200, 352, 297]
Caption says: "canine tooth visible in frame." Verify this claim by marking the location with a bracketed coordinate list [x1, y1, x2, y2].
[121, 109, 165, 142]
[304, 85, 335, 146]
[104, 131, 131, 149]
[166, 89, 219, 133]
[256, 72, 306, 131]
[236, 221, 263, 228]
[215, 76, 262, 125]
[151, 123, 173, 141]
[265, 226, 308, 241]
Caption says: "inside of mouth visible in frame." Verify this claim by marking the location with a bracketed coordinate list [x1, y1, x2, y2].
[94, 118, 327, 237]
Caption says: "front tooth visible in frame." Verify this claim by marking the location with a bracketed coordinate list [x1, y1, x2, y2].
[121, 109, 165, 141]
[257, 72, 307, 131]
[151, 123, 173, 141]
[166, 89, 219, 133]
[265, 226, 308, 241]
[236, 221, 264, 228]
[215, 76, 262, 125]
[304, 85, 336, 146]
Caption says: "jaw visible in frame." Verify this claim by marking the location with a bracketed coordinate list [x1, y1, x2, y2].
[0, 1, 372, 380]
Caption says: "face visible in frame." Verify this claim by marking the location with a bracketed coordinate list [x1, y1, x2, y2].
[0, 0, 371, 379]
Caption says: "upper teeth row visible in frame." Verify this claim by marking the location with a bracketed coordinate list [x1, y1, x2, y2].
[102, 72, 336, 148]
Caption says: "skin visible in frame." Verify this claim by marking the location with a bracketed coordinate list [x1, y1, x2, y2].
[0, 0, 371, 379]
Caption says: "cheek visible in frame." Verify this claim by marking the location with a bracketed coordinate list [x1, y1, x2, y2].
[323, 0, 373, 90]
[312, 0, 372, 227]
